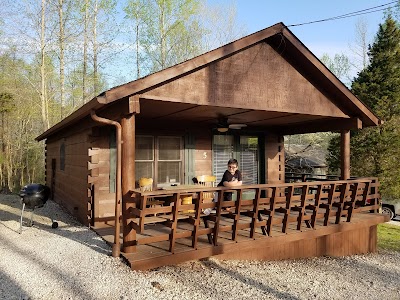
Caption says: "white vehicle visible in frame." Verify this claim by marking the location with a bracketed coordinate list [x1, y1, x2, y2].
[382, 201, 400, 220]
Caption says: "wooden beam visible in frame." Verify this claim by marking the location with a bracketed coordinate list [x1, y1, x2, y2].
[129, 95, 141, 114]
[122, 114, 137, 253]
[341, 130, 350, 180]
[278, 117, 362, 135]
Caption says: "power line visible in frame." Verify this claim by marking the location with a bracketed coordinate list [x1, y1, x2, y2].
[288, 1, 398, 27]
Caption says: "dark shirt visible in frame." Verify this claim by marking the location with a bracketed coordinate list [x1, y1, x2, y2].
[217, 170, 242, 200]
[218, 170, 242, 186]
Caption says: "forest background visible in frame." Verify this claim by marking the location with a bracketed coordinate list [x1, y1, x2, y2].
[0, 0, 399, 202]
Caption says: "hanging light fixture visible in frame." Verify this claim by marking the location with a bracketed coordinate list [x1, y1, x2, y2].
[217, 117, 229, 133]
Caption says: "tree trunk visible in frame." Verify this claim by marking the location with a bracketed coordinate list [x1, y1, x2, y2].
[40, 0, 49, 131]
[82, 0, 89, 104]
[58, 0, 65, 119]
[93, 0, 98, 96]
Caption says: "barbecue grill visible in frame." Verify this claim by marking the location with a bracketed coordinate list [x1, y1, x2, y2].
[19, 183, 58, 233]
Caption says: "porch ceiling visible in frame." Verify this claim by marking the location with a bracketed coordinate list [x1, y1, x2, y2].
[136, 98, 347, 135]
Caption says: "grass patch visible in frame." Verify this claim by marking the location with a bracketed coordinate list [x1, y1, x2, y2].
[378, 223, 400, 251]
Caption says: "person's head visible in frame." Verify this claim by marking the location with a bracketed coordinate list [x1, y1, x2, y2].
[227, 159, 238, 174]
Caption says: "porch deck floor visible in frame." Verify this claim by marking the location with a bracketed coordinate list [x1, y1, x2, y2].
[92, 212, 387, 270]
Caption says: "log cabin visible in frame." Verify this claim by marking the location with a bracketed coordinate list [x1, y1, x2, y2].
[36, 22, 387, 270]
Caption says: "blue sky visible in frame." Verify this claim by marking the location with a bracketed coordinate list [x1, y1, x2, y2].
[106, 1, 396, 87]
[230, 0, 394, 57]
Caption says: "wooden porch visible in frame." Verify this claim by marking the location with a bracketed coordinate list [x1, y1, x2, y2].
[93, 178, 388, 270]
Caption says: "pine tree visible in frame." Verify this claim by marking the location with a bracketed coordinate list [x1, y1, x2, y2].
[328, 15, 400, 200]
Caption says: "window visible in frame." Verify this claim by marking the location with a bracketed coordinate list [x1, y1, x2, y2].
[136, 136, 183, 187]
[157, 136, 182, 185]
[135, 136, 154, 182]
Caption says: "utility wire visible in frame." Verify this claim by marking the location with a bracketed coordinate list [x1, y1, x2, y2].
[288, 1, 398, 27]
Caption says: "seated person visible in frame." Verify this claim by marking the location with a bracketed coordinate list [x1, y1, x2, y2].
[217, 158, 243, 201]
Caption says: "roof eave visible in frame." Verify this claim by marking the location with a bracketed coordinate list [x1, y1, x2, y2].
[281, 26, 381, 127]
[36, 97, 105, 141]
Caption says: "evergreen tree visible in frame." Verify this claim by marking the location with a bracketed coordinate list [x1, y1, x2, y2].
[328, 15, 400, 200]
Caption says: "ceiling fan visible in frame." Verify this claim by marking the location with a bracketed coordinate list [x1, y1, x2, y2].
[216, 117, 247, 133]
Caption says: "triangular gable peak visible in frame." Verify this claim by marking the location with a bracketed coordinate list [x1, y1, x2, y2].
[103, 22, 379, 130]
[140, 42, 346, 118]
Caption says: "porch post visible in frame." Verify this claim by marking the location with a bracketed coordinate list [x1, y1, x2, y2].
[340, 130, 350, 180]
[121, 114, 136, 253]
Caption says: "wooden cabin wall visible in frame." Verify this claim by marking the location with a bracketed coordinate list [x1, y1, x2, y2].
[265, 133, 285, 184]
[45, 129, 92, 225]
[89, 126, 115, 227]
[194, 130, 213, 178]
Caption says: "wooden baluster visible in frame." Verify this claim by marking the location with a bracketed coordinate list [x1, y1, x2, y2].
[282, 186, 294, 233]
[250, 188, 261, 238]
[212, 191, 224, 246]
[335, 183, 349, 224]
[168, 193, 180, 253]
[231, 189, 242, 241]
[310, 184, 323, 228]
[265, 187, 277, 236]
[323, 183, 336, 226]
[191, 191, 202, 249]
[296, 184, 309, 230]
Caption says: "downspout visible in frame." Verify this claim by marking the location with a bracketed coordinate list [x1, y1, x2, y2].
[91, 110, 122, 258]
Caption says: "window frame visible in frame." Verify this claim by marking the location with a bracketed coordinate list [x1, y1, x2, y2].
[135, 135, 183, 188]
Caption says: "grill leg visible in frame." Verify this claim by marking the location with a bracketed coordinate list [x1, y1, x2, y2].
[19, 202, 25, 234]
[28, 209, 35, 227]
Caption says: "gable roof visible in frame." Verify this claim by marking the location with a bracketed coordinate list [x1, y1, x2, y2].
[37, 22, 380, 141]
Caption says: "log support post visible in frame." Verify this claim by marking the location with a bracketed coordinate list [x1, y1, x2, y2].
[340, 130, 350, 180]
[122, 95, 140, 253]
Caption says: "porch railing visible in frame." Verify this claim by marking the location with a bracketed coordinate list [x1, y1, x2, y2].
[123, 178, 381, 254]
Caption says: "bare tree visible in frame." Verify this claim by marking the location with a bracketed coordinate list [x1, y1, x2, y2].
[350, 18, 370, 73]
[199, 0, 247, 50]
[124, 0, 149, 79]
[40, 0, 50, 130]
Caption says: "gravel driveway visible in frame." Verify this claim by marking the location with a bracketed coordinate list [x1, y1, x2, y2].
[1, 194, 399, 300]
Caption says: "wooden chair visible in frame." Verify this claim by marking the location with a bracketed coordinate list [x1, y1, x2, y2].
[196, 175, 217, 204]
[139, 177, 164, 214]
[139, 177, 153, 192]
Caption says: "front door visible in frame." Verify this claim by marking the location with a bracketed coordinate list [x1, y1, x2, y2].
[212, 135, 259, 185]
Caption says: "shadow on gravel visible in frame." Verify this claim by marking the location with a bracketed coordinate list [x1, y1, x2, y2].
[0, 193, 114, 299]
[200, 259, 300, 300]
[0, 233, 96, 299]
[0, 270, 30, 300]
[0, 194, 111, 256]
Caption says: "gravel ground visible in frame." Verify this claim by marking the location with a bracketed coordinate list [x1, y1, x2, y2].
[1, 194, 400, 300]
